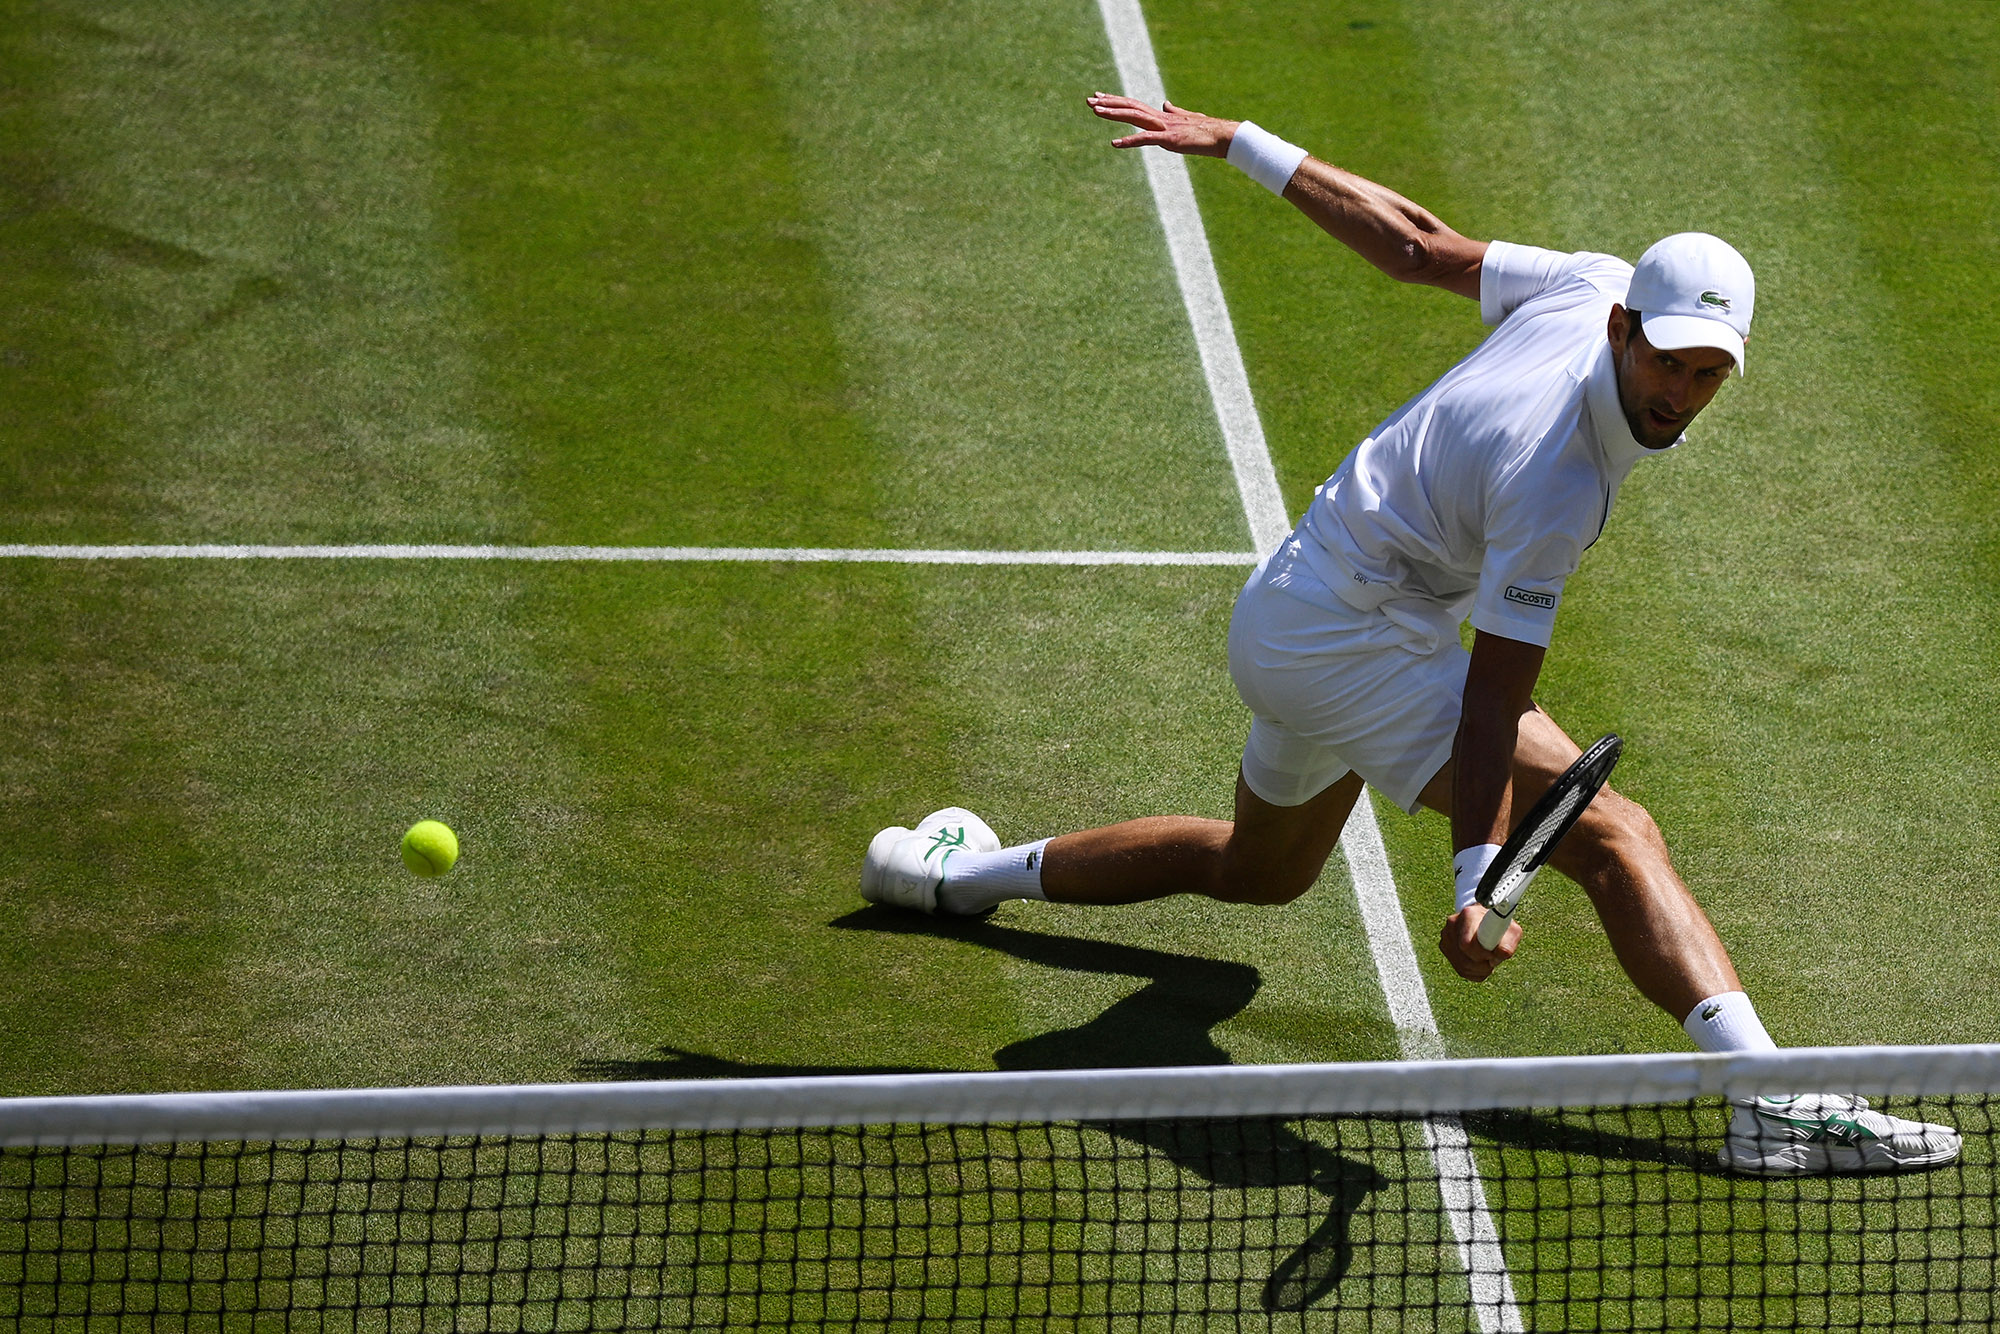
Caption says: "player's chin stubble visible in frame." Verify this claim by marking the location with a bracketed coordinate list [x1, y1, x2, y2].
[1625, 404, 1685, 451]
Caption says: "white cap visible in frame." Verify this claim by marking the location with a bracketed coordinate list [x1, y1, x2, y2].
[1625, 233, 1755, 376]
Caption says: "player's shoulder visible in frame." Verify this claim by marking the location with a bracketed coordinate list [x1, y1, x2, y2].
[1484, 238, 1633, 286]
[1481, 240, 1632, 325]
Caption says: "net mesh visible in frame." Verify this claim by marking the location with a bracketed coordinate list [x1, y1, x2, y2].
[2, 1053, 1995, 1331]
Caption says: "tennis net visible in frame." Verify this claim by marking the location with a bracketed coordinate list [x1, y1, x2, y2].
[2, 1045, 1994, 1331]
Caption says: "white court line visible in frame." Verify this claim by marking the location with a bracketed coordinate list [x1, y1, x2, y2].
[1091, 3, 1289, 557]
[0, 544, 1257, 566]
[1093, 2, 1523, 1328]
[1339, 803, 1522, 1330]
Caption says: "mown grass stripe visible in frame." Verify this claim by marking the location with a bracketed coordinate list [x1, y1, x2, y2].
[1101, 0, 1447, 1068]
[0, 544, 1257, 565]
[1095, 0, 1288, 556]
[1110, 1, 1519, 1325]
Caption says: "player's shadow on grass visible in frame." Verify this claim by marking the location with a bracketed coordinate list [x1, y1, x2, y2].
[1460, 1107, 1723, 1176]
[581, 908, 1384, 1311]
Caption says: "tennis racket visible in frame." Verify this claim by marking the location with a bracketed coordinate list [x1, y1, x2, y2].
[1473, 733, 1623, 949]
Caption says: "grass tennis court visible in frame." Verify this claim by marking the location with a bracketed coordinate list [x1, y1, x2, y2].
[3, 0, 1999, 1324]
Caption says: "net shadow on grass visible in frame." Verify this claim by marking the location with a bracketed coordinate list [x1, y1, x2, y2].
[581, 909, 1387, 1311]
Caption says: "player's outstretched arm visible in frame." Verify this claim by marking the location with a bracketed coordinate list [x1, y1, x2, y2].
[1087, 93, 1487, 299]
[1436, 631, 1545, 981]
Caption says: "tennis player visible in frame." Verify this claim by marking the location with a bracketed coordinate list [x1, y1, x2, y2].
[862, 96, 1957, 1175]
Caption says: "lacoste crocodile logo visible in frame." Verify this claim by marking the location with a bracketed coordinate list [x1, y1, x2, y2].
[1699, 290, 1731, 311]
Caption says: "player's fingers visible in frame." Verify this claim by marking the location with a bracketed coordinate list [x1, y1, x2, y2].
[1445, 906, 1489, 952]
[1091, 106, 1165, 133]
[1085, 93, 1155, 120]
[1453, 953, 1495, 982]
[1438, 918, 1497, 982]
[1439, 937, 1479, 981]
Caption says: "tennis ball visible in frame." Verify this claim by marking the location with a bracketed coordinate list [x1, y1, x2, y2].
[401, 820, 459, 876]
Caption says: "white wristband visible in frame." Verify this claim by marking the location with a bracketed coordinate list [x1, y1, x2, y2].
[1452, 844, 1503, 912]
[1226, 121, 1308, 196]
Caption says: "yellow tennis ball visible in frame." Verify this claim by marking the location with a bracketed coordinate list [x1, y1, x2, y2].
[401, 820, 459, 876]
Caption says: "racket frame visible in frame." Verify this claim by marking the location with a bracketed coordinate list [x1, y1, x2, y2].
[1472, 733, 1624, 949]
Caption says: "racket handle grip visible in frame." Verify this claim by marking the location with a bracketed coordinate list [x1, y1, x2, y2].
[1475, 903, 1514, 950]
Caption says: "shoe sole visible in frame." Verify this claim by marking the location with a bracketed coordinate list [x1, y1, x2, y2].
[1719, 1138, 1961, 1175]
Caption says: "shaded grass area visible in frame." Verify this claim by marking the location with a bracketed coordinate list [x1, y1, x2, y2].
[0, 556, 974, 1093]
[0, 9, 127, 540]
[0, 0, 510, 545]
[0, 561, 628, 1093]
[385, 0, 894, 548]
[0, 562, 238, 1092]
[0, 559, 1386, 1093]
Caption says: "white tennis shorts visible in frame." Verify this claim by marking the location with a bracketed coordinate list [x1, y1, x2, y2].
[1227, 544, 1469, 813]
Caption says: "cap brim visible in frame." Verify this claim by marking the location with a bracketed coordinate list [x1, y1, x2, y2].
[1640, 312, 1745, 377]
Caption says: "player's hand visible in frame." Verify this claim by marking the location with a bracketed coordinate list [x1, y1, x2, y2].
[1439, 907, 1520, 982]
[1085, 93, 1237, 157]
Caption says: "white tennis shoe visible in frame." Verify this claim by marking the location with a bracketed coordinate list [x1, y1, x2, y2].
[859, 808, 1001, 914]
[1718, 1093, 1961, 1175]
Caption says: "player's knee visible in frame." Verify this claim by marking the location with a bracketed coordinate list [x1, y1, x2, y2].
[1568, 790, 1666, 882]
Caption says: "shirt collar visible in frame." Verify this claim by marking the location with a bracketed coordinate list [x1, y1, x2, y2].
[1585, 339, 1680, 467]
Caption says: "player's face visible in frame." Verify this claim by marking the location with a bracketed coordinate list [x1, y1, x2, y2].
[1607, 306, 1737, 450]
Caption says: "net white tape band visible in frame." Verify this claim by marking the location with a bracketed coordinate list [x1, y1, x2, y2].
[6, 1045, 1996, 1145]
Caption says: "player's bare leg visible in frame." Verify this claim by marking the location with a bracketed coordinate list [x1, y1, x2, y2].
[1418, 707, 1739, 1020]
[860, 771, 1364, 917]
[1414, 708, 1962, 1173]
[1039, 770, 1364, 907]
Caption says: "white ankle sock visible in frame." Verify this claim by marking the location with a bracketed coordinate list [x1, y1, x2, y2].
[937, 840, 1050, 915]
[1682, 991, 1777, 1054]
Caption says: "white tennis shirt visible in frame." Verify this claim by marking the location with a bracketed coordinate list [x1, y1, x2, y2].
[1289, 240, 1678, 648]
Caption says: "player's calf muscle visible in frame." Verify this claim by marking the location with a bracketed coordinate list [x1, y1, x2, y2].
[1209, 849, 1318, 906]
[1042, 817, 1231, 904]
[1039, 817, 1324, 906]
